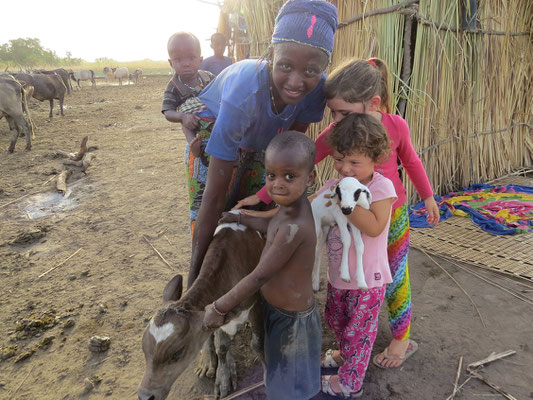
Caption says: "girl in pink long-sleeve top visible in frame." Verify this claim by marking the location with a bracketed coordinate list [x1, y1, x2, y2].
[237, 58, 440, 370]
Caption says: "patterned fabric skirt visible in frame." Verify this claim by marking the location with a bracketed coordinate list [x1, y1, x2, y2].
[385, 204, 411, 341]
[186, 119, 267, 231]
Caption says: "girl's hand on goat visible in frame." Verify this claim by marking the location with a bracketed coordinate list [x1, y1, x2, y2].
[232, 194, 260, 210]
[424, 197, 440, 226]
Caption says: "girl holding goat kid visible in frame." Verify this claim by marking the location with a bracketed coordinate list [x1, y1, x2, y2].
[317, 113, 397, 398]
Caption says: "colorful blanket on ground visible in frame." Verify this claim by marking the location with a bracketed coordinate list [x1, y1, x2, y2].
[409, 184, 533, 235]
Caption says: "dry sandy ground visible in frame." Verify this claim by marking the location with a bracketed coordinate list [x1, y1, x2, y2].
[0, 76, 532, 400]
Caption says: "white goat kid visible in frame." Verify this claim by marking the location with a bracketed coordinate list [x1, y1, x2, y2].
[311, 177, 372, 291]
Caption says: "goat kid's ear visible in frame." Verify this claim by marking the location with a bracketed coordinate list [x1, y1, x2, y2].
[353, 188, 362, 201]
[163, 274, 183, 303]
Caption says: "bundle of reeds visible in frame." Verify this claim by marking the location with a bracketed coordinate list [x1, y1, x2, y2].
[223, 0, 283, 59]
[404, 0, 532, 201]
[226, 0, 532, 201]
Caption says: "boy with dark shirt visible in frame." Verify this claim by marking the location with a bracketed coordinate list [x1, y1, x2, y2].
[203, 131, 321, 400]
[162, 32, 214, 155]
[199, 32, 233, 76]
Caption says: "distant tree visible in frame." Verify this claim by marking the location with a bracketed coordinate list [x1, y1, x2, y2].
[0, 38, 60, 67]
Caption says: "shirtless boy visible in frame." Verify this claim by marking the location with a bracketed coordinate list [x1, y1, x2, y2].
[203, 131, 321, 400]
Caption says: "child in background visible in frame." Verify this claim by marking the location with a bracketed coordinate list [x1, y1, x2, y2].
[317, 113, 397, 398]
[187, 0, 338, 289]
[199, 32, 233, 76]
[162, 32, 215, 157]
[237, 57, 440, 368]
[203, 131, 321, 400]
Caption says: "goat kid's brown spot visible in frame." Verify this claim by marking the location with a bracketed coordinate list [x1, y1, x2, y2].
[325, 200, 333, 207]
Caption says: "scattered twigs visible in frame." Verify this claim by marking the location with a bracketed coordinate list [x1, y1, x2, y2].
[142, 235, 176, 272]
[57, 136, 88, 161]
[63, 153, 96, 173]
[10, 364, 35, 396]
[54, 136, 95, 195]
[450, 356, 463, 399]
[437, 257, 533, 307]
[420, 249, 486, 327]
[467, 369, 517, 400]
[221, 380, 264, 400]
[41, 175, 57, 187]
[38, 248, 82, 278]
[56, 170, 72, 195]
[467, 351, 518, 400]
[445, 376, 474, 400]
[467, 350, 516, 369]
[447, 351, 517, 399]
[0, 193, 30, 210]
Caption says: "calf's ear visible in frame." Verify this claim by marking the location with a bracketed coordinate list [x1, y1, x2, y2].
[163, 274, 183, 302]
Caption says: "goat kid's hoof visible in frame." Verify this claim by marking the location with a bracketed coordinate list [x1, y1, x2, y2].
[341, 277, 351, 283]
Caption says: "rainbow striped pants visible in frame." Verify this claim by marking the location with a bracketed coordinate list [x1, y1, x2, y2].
[386, 204, 411, 341]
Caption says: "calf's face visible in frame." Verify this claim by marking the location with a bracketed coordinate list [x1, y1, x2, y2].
[138, 275, 210, 400]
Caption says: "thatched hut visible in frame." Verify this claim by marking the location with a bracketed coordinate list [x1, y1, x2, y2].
[218, 0, 532, 203]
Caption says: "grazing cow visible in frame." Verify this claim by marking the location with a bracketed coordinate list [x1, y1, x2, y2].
[12, 72, 66, 119]
[129, 68, 143, 84]
[35, 68, 73, 94]
[0, 75, 32, 152]
[103, 66, 129, 86]
[138, 224, 266, 400]
[70, 70, 96, 89]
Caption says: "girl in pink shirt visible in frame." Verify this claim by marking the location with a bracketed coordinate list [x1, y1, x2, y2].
[317, 113, 396, 397]
[237, 58, 440, 371]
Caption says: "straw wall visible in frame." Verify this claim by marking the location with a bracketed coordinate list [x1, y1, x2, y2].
[222, 0, 532, 203]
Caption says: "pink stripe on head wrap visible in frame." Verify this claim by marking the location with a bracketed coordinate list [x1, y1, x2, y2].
[307, 15, 317, 38]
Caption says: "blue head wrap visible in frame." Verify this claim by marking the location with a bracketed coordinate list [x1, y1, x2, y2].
[271, 0, 338, 57]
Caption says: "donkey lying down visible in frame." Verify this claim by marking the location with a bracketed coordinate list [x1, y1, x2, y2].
[138, 223, 265, 400]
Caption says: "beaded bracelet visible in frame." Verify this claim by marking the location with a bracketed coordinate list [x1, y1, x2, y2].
[212, 300, 227, 317]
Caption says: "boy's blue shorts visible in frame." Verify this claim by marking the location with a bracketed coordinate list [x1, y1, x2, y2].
[263, 299, 321, 400]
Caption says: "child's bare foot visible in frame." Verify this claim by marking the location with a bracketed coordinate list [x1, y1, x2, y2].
[190, 136, 203, 158]
[373, 339, 418, 368]
[321, 349, 344, 368]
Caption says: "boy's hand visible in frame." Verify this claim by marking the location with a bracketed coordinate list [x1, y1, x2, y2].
[202, 303, 225, 331]
[181, 113, 200, 130]
[232, 194, 260, 210]
[219, 211, 240, 225]
[424, 197, 440, 226]
[240, 208, 279, 218]
[190, 135, 203, 158]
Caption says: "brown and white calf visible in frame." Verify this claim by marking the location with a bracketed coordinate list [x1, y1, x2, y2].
[138, 224, 265, 400]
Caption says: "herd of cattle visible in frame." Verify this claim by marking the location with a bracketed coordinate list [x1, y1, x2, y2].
[0, 67, 143, 153]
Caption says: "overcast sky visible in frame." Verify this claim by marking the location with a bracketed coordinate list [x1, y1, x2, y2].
[1, 0, 221, 62]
